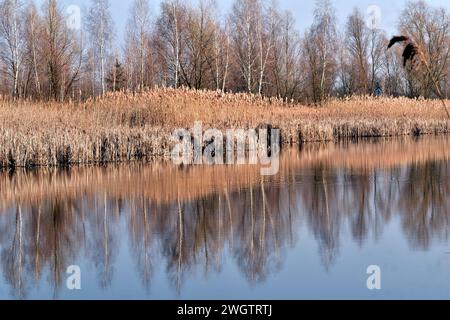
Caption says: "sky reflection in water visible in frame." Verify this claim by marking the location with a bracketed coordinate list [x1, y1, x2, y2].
[1, 137, 450, 299]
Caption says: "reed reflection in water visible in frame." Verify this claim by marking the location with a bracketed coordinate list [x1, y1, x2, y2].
[1, 136, 450, 299]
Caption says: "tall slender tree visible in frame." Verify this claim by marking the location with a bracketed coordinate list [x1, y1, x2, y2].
[156, 0, 185, 88]
[0, 0, 24, 98]
[86, 0, 114, 96]
[302, 0, 338, 103]
[41, 0, 82, 101]
[126, 0, 151, 91]
[24, 1, 42, 98]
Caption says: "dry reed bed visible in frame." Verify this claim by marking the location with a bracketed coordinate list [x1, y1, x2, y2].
[1, 136, 449, 208]
[0, 88, 449, 168]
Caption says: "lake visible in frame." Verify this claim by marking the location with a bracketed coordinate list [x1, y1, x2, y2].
[1, 136, 450, 300]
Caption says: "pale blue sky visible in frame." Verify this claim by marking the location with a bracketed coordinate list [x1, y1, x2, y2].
[39, 0, 450, 42]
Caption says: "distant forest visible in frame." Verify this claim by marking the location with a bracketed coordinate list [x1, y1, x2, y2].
[0, 0, 449, 103]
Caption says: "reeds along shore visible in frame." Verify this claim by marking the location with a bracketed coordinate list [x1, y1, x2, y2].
[1, 88, 450, 168]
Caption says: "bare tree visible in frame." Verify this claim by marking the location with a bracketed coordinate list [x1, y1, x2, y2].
[229, 0, 260, 93]
[156, 0, 185, 88]
[368, 28, 386, 93]
[257, 2, 276, 95]
[126, 0, 151, 91]
[345, 8, 369, 94]
[0, 0, 446, 102]
[398, 0, 450, 98]
[0, 0, 24, 98]
[86, 0, 113, 96]
[336, 37, 355, 97]
[212, 19, 230, 91]
[302, 0, 338, 103]
[41, 0, 82, 101]
[270, 10, 302, 100]
[24, 1, 42, 98]
[315, 0, 337, 102]
[180, 0, 217, 89]
[383, 43, 406, 96]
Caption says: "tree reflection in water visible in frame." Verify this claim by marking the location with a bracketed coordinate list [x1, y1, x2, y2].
[1, 137, 450, 298]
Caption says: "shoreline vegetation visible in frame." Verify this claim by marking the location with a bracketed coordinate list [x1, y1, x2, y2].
[1, 88, 450, 169]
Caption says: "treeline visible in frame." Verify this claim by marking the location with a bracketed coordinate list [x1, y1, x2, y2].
[0, 0, 449, 103]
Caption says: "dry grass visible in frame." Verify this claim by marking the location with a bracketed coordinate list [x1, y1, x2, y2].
[0, 88, 449, 168]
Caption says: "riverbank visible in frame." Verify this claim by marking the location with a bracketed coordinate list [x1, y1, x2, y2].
[1, 88, 449, 168]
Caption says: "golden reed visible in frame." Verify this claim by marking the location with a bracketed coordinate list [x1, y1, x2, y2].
[0, 88, 449, 168]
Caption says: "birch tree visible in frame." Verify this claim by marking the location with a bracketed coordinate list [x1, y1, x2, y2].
[86, 0, 113, 96]
[24, 1, 42, 98]
[126, 0, 151, 91]
[213, 21, 230, 91]
[303, 0, 337, 103]
[256, 1, 276, 95]
[368, 28, 386, 93]
[0, 0, 24, 98]
[230, 0, 260, 93]
[156, 0, 185, 88]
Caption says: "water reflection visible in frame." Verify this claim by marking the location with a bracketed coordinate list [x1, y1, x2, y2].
[1, 136, 450, 299]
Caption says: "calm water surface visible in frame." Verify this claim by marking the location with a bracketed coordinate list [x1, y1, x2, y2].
[1, 137, 450, 300]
